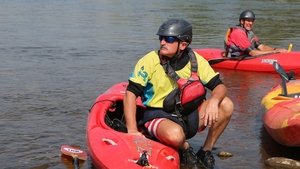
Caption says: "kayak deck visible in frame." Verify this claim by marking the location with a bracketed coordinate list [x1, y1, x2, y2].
[261, 80, 300, 110]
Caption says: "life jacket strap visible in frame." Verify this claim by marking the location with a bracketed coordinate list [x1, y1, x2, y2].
[163, 47, 199, 83]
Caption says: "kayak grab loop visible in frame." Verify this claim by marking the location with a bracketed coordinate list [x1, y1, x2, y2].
[102, 138, 117, 146]
[136, 151, 149, 166]
[165, 155, 175, 161]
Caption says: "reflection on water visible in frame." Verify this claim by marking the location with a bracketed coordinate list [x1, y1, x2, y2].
[0, 0, 299, 169]
[260, 126, 300, 161]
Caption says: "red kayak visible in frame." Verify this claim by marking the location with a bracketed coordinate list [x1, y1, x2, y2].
[262, 62, 300, 147]
[263, 99, 300, 147]
[194, 48, 300, 73]
[87, 82, 179, 169]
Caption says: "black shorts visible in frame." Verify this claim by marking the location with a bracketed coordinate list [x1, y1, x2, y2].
[138, 108, 199, 139]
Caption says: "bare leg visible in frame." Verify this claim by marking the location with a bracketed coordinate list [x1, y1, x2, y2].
[199, 97, 233, 150]
[155, 119, 186, 149]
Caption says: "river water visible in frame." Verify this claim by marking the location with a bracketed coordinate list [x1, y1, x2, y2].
[1, 0, 300, 169]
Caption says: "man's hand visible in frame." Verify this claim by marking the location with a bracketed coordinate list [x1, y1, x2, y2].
[201, 97, 219, 127]
[275, 48, 288, 53]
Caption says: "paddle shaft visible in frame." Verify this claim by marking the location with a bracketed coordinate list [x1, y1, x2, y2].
[273, 61, 289, 96]
[73, 156, 79, 169]
[208, 51, 279, 65]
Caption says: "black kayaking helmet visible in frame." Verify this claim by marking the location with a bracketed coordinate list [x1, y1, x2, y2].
[157, 19, 192, 44]
[239, 10, 256, 21]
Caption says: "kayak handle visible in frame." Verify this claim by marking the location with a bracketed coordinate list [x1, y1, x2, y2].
[102, 138, 118, 146]
[165, 155, 175, 161]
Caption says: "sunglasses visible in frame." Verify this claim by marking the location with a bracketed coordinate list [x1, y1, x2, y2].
[159, 36, 177, 43]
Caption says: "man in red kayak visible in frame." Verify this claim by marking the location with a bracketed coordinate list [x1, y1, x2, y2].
[124, 18, 233, 169]
[224, 10, 287, 57]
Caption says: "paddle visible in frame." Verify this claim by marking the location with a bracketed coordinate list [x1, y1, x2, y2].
[273, 61, 289, 96]
[60, 145, 88, 169]
[287, 43, 293, 52]
[273, 61, 289, 81]
[208, 56, 245, 65]
[272, 61, 300, 99]
[208, 52, 278, 65]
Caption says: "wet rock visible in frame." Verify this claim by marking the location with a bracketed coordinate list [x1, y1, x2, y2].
[217, 151, 233, 159]
[265, 157, 300, 169]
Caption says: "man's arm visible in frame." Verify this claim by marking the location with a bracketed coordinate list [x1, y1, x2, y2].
[249, 44, 287, 56]
[257, 44, 275, 51]
[124, 90, 141, 135]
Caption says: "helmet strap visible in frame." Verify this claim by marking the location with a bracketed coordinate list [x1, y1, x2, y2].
[159, 41, 185, 62]
[172, 42, 182, 60]
[174, 41, 188, 59]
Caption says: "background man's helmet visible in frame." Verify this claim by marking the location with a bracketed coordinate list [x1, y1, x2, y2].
[239, 10, 256, 21]
[156, 19, 192, 44]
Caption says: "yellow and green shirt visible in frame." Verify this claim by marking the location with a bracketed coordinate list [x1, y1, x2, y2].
[128, 50, 219, 108]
